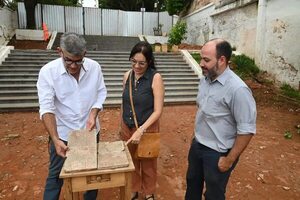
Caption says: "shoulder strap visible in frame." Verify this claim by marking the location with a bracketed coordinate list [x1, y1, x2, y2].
[129, 70, 139, 129]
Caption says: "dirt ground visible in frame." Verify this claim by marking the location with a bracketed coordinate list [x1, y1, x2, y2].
[1, 40, 300, 200]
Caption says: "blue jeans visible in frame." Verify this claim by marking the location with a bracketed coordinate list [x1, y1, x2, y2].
[43, 139, 98, 200]
[185, 139, 238, 200]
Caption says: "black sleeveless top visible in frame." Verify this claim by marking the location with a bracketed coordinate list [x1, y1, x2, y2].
[122, 67, 157, 128]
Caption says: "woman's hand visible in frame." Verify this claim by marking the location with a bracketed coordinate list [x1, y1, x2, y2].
[125, 129, 143, 145]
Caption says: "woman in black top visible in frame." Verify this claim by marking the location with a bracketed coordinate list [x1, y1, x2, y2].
[120, 41, 165, 200]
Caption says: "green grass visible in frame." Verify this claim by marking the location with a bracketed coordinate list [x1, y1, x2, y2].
[280, 83, 300, 101]
[191, 52, 201, 63]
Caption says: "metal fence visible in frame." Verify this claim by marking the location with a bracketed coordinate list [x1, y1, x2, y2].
[17, 2, 177, 36]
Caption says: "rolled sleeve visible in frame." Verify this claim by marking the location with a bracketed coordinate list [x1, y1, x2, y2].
[233, 87, 257, 135]
[92, 67, 107, 110]
[37, 68, 56, 119]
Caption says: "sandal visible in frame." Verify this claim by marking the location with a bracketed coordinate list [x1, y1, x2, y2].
[145, 194, 154, 200]
[131, 192, 138, 200]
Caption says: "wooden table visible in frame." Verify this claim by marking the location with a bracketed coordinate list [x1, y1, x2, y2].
[59, 143, 135, 200]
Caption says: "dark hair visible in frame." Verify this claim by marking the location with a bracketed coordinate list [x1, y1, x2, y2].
[215, 40, 232, 64]
[129, 41, 156, 70]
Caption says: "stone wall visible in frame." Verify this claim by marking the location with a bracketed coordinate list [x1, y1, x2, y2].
[255, 0, 300, 89]
[0, 6, 17, 45]
[183, 0, 300, 89]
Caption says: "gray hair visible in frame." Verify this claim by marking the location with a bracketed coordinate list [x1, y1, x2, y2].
[60, 32, 86, 56]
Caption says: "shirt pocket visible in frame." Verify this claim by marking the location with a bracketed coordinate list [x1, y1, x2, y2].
[202, 95, 229, 118]
[53, 79, 74, 101]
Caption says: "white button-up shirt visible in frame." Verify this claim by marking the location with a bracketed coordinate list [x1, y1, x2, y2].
[37, 57, 107, 141]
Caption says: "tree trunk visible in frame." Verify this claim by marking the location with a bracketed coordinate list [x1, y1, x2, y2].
[24, 0, 37, 29]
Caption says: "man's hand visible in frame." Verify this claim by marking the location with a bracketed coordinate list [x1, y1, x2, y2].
[86, 116, 96, 131]
[218, 156, 234, 172]
[86, 108, 100, 131]
[53, 139, 69, 158]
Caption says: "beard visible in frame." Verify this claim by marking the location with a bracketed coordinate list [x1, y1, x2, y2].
[202, 62, 219, 81]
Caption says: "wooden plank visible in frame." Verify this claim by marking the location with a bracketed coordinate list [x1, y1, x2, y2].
[63, 130, 97, 173]
[98, 141, 129, 170]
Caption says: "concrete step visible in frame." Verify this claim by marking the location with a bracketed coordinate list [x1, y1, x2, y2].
[0, 49, 199, 111]
[0, 90, 197, 103]
[0, 68, 195, 75]
[0, 71, 197, 78]
[0, 86, 198, 97]
[6, 55, 184, 60]
[0, 74, 198, 84]
[0, 66, 191, 72]
[0, 63, 189, 68]
[1, 60, 187, 66]
[0, 81, 199, 91]
[0, 96, 196, 112]
[10, 50, 182, 57]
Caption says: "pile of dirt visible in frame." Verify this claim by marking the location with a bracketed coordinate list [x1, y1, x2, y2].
[6, 35, 204, 51]
[179, 43, 202, 50]
[7, 35, 48, 50]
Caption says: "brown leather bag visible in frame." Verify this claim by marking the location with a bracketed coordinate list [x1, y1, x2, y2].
[129, 70, 160, 159]
[136, 132, 160, 158]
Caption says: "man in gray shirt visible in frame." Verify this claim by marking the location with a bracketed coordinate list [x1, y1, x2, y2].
[185, 39, 257, 200]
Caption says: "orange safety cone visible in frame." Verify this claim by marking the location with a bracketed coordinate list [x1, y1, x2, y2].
[42, 23, 49, 41]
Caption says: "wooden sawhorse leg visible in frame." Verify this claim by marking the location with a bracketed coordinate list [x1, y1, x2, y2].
[63, 178, 79, 200]
[120, 172, 132, 200]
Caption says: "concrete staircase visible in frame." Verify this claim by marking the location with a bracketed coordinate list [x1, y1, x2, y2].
[0, 49, 199, 111]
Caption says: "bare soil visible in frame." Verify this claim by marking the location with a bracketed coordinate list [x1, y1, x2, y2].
[7, 36, 49, 50]
[0, 40, 299, 200]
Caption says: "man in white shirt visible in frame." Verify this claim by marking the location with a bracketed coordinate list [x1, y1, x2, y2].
[37, 32, 107, 200]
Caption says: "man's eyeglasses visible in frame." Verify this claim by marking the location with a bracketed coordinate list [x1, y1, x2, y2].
[62, 52, 84, 65]
[130, 58, 147, 67]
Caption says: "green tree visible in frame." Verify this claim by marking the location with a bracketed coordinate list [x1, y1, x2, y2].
[99, 0, 166, 12]
[168, 20, 187, 45]
[166, 0, 183, 15]
[166, 0, 192, 15]
[0, 0, 5, 7]
[0, 0, 17, 10]
[24, 0, 38, 29]
[19, 0, 79, 29]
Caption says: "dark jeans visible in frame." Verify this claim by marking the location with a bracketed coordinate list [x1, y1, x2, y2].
[185, 139, 238, 200]
[43, 139, 98, 200]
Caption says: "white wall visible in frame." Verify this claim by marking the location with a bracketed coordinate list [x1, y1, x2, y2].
[0, 6, 18, 45]
[182, 3, 215, 45]
[255, 0, 300, 89]
[184, 0, 300, 89]
[210, 2, 257, 58]
[183, 1, 257, 58]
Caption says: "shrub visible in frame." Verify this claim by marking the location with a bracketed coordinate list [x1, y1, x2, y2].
[280, 83, 300, 102]
[231, 54, 260, 79]
[168, 21, 187, 46]
[191, 52, 201, 63]
[166, 0, 184, 15]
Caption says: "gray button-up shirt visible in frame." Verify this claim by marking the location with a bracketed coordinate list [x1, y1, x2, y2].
[194, 67, 257, 152]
